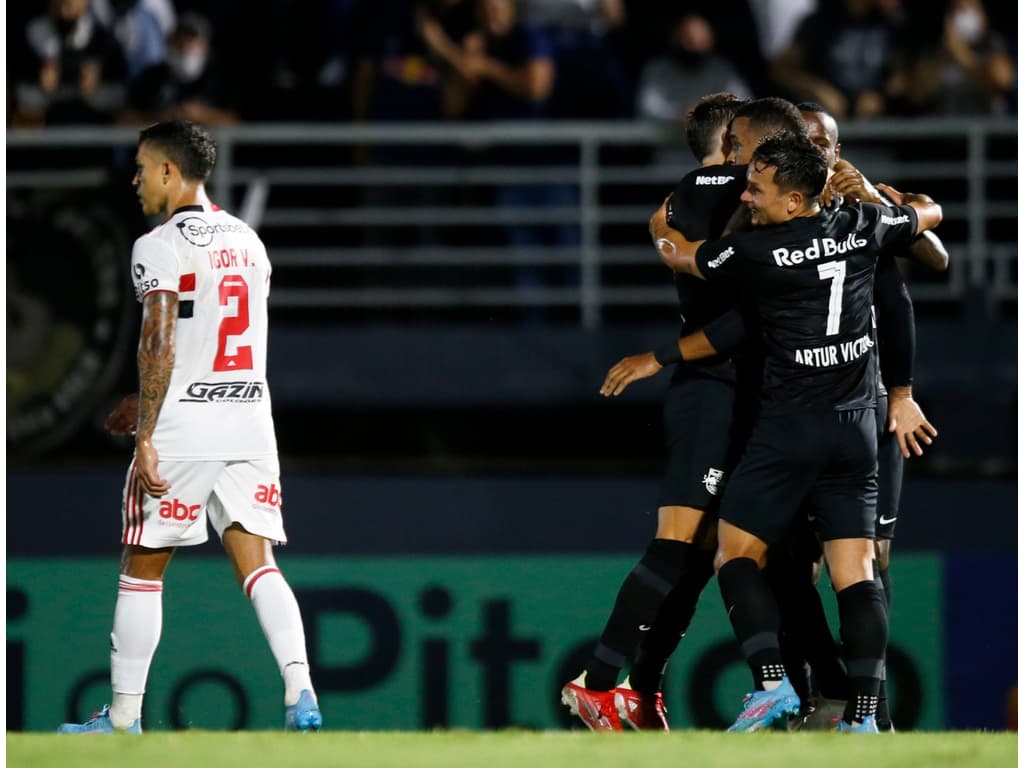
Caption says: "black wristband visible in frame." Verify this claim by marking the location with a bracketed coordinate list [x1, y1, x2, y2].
[654, 340, 683, 367]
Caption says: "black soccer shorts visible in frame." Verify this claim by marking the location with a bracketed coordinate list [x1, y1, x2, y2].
[719, 407, 878, 544]
[658, 371, 745, 511]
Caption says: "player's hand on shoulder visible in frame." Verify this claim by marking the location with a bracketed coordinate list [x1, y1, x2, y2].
[105, 393, 139, 437]
[887, 388, 937, 459]
[600, 352, 662, 397]
[830, 160, 880, 204]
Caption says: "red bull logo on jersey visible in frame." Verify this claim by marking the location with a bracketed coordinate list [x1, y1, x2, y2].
[159, 498, 201, 521]
[772, 233, 868, 266]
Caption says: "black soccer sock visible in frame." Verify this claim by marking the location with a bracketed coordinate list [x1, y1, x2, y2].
[584, 538, 691, 690]
[836, 580, 888, 724]
[875, 565, 893, 728]
[780, 569, 847, 701]
[763, 551, 810, 702]
[630, 547, 715, 694]
[718, 557, 785, 690]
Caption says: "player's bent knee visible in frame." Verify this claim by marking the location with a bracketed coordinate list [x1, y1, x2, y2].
[824, 538, 876, 591]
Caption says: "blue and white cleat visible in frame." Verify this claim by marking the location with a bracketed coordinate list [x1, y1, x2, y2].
[726, 677, 801, 732]
[284, 689, 322, 732]
[57, 705, 142, 735]
[837, 715, 880, 733]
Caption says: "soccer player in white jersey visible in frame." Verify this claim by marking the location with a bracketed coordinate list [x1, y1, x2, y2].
[58, 120, 322, 734]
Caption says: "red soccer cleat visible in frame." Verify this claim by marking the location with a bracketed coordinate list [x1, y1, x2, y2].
[614, 681, 670, 732]
[561, 674, 623, 731]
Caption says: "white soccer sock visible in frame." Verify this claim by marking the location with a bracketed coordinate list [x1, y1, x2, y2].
[243, 566, 314, 705]
[109, 575, 163, 727]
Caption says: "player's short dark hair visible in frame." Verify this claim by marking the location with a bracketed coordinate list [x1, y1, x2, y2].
[751, 134, 827, 201]
[795, 101, 831, 116]
[685, 92, 749, 161]
[138, 120, 217, 182]
[732, 97, 809, 144]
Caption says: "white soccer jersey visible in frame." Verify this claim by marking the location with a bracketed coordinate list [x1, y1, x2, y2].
[130, 203, 278, 460]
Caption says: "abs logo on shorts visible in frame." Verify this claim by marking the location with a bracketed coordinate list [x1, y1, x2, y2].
[703, 467, 726, 496]
[159, 498, 201, 521]
[254, 483, 282, 509]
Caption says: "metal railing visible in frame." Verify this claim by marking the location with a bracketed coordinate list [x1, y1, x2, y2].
[7, 118, 1017, 328]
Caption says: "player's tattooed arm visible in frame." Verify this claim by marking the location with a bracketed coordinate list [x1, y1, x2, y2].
[649, 197, 704, 278]
[135, 291, 177, 497]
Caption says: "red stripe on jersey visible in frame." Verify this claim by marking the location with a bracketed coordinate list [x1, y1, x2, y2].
[179, 273, 196, 292]
[210, 203, 221, 211]
[243, 566, 282, 599]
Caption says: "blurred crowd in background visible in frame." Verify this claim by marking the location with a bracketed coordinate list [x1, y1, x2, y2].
[8, 0, 1017, 128]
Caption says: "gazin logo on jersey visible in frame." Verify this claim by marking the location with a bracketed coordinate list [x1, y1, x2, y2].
[179, 381, 265, 403]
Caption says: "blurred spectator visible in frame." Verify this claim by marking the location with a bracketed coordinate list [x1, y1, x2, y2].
[13, 0, 125, 125]
[772, 0, 907, 119]
[428, 0, 555, 120]
[747, 0, 815, 62]
[520, 0, 630, 118]
[890, 0, 1015, 114]
[635, 13, 751, 123]
[352, 0, 475, 123]
[91, 0, 175, 36]
[316, 0, 363, 92]
[118, 12, 238, 126]
[429, 0, 571, 317]
[103, 0, 166, 83]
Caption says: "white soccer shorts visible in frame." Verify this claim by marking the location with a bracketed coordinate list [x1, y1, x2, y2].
[120, 457, 287, 548]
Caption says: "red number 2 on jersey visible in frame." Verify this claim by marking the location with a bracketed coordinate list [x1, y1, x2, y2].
[213, 274, 254, 371]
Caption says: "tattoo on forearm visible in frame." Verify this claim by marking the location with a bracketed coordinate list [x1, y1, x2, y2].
[137, 292, 178, 440]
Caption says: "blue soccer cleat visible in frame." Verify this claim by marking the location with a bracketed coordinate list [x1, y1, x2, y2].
[838, 715, 880, 733]
[284, 689, 322, 732]
[726, 677, 801, 732]
[57, 705, 142, 735]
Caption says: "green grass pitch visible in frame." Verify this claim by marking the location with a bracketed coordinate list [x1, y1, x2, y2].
[7, 731, 1017, 768]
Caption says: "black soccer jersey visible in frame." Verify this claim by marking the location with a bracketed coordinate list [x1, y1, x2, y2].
[695, 202, 919, 411]
[665, 163, 748, 380]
